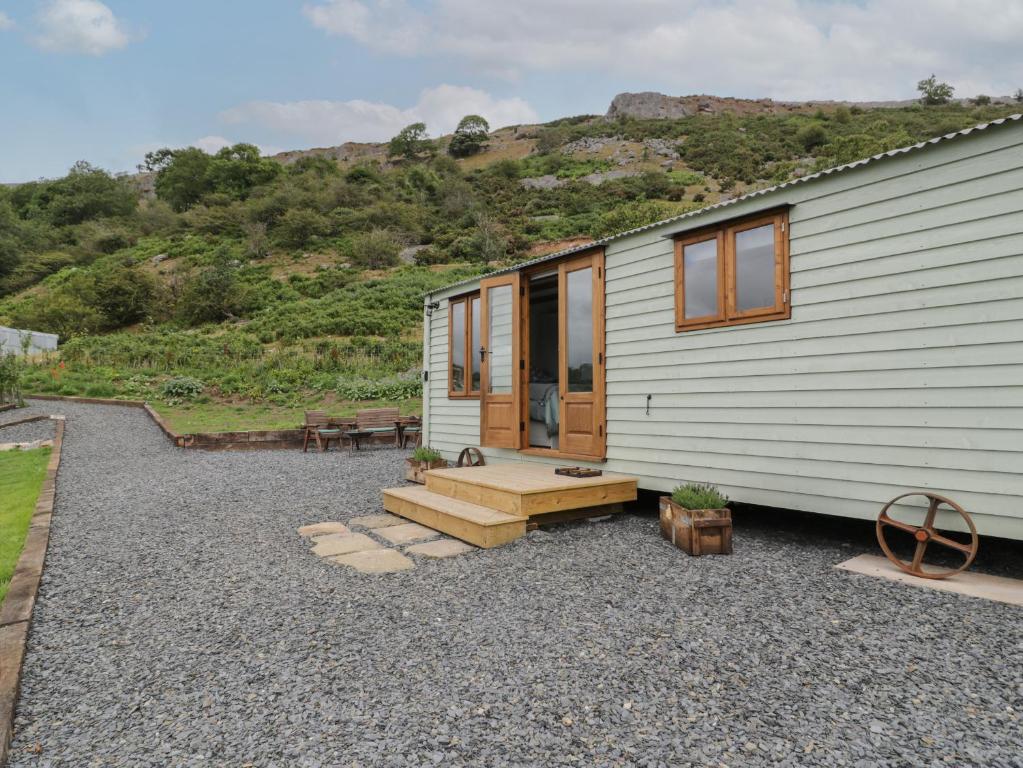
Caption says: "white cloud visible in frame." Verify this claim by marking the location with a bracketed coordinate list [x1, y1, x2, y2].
[302, 0, 1023, 99]
[34, 0, 133, 56]
[220, 84, 539, 147]
[0, 12, 15, 30]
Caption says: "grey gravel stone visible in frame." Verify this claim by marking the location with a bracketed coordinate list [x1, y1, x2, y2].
[6, 399, 1023, 767]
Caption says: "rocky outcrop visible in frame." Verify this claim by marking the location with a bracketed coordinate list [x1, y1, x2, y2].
[606, 91, 1018, 121]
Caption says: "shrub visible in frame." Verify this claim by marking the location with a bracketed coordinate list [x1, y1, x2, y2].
[411, 446, 443, 462]
[671, 483, 728, 510]
[160, 376, 204, 399]
[274, 208, 330, 249]
[335, 372, 421, 401]
[350, 229, 402, 268]
[796, 124, 829, 152]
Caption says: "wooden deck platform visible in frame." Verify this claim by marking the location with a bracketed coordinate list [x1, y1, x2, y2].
[382, 464, 638, 548]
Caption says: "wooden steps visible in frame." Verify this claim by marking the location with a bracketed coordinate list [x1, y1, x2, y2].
[382, 486, 526, 549]
[381, 463, 639, 549]
[424, 464, 638, 517]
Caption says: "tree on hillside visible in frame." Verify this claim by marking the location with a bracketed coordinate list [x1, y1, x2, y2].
[971, 94, 991, 106]
[447, 115, 490, 158]
[150, 144, 281, 212]
[917, 75, 954, 106]
[388, 123, 433, 161]
[152, 148, 213, 212]
[1014, 88, 1023, 103]
[9, 161, 136, 226]
[205, 144, 282, 198]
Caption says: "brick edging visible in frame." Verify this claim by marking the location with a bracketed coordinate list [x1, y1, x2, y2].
[0, 417, 64, 767]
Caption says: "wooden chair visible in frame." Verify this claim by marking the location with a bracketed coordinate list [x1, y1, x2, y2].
[399, 416, 422, 448]
[355, 408, 400, 446]
[303, 411, 346, 452]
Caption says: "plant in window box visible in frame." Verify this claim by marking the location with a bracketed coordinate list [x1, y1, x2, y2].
[405, 446, 449, 484]
[659, 483, 732, 556]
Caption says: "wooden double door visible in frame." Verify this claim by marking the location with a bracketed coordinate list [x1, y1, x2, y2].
[479, 250, 606, 458]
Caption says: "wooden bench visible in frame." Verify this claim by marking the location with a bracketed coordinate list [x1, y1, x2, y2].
[355, 408, 400, 446]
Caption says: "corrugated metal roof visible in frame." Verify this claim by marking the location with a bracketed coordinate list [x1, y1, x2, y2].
[429, 112, 1022, 297]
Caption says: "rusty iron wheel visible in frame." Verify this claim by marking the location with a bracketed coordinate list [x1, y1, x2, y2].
[876, 492, 979, 580]
[456, 447, 486, 467]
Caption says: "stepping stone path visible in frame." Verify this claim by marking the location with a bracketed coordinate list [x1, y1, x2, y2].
[349, 513, 403, 529]
[405, 539, 476, 559]
[311, 533, 381, 557]
[298, 522, 349, 538]
[376, 522, 439, 545]
[331, 549, 415, 573]
[298, 516, 477, 574]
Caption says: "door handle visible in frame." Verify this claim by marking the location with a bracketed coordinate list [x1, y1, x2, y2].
[479, 346, 487, 362]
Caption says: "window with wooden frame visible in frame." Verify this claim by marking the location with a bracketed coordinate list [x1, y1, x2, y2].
[448, 292, 481, 398]
[674, 209, 790, 332]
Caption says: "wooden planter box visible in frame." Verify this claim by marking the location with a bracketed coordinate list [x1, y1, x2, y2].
[659, 497, 733, 556]
[405, 457, 449, 484]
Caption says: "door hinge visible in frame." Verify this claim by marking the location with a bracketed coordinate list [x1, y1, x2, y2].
[781, 221, 786, 233]
[520, 421, 525, 432]
[598, 266, 602, 278]
[599, 424, 603, 437]
[520, 359, 525, 370]
[783, 290, 789, 304]
[422, 370, 429, 382]
[598, 352, 603, 365]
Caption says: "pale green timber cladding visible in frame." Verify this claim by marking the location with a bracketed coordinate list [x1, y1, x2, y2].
[423, 121, 1023, 539]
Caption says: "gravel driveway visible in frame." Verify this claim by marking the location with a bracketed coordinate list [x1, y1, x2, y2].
[4, 400, 1022, 767]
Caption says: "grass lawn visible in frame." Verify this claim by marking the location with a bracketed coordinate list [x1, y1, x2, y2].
[0, 447, 50, 607]
[150, 396, 423, 434]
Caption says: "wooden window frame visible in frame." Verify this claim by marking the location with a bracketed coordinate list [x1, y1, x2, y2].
[674, 209, 790, 332]
[448, 292, 481, 399]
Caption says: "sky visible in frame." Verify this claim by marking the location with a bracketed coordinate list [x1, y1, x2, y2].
[0, 0, 1021, 182]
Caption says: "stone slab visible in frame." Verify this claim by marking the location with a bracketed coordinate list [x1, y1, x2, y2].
[835, 554, 1023, 607]
[376, 522, 440, 545]
[349, 513, 404, 529]
[330, 549, 415, 574]
[311, 533, 382, 558]
[298, 522, 349, 538]
[405, 539, 476, 559]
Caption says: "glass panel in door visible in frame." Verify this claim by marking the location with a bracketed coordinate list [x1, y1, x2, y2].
[487, 284, 514, 394]
[566, 266, 593, 393]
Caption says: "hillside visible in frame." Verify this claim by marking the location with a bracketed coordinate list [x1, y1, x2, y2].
[1, 95, 1020, 430]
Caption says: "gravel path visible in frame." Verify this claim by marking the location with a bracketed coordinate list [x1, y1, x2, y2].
[6, 400, 1023, 767]
[0, 412, 55, 444]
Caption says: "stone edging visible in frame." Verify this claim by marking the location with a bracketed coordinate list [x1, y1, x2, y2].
[0, 405, 15, 415]
[0, 416, 64, 767]
[25, 394, 396, 451]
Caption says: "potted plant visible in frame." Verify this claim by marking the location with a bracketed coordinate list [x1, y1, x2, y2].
[659, 483, 732, 556]
[405, 446, 449, 484]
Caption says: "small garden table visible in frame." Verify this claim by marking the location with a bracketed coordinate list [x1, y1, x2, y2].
[342, 429, 373, 456]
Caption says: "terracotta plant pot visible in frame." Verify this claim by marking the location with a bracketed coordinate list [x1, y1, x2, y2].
[405, 457, 449, 484]
[659, 496, 733, 556]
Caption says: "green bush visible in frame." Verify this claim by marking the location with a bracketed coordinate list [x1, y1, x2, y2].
[349, 229, 402, 268]
[160, 376, 204, 399]
[335, 372, 421, 401]
[670, 483, 728, 510]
